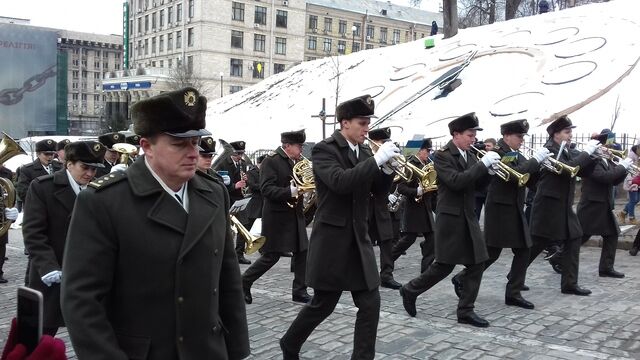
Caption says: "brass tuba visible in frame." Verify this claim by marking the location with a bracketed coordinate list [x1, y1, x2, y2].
[0, 132, 27, 236]
[112, 142, 138, 166]
[230, 215, 265, 255]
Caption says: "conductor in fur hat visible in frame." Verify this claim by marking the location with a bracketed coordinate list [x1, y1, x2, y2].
[280, 95, 397, 359]
[61, 87, 250, 360]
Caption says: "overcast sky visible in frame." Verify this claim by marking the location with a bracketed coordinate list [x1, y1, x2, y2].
[2, 0, 441, 35]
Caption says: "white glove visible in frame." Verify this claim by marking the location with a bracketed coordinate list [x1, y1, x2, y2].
[620, 158, 634, 169]
[532, 147, 552, 163]
[221, 174, 231, 185]
[584, 139, 600, 155]
[110, 164, 127, 173]
[290, 181, 299, 198]
[4, 207, 18, 221]
[381, 163, 394, 175]
[388, 193, 398, 203]
[41, 270, 62, 287]
[373, 141, 401, 166]
[416, 185, 424, 196]
[481, 151, 501, 168]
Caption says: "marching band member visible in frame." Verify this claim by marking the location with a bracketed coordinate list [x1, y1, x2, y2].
[452, 119, 550, 310]
[578, 129, 633, 278]
[61, 87, 249, 359]
[242, 130, 311, 304]
[399, 113, 499, 328]
[528, 115, 599, 296]
[96, 132, 126, 177]
[280, 95, 396, 359]
[245, 154, 265, 230]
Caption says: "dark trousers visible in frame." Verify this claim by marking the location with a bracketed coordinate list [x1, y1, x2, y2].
[391, 232, 434, 273]
[529, 236, 581, 290]
[581, 234, 617, 272]
[235, 218, 256, 256]
[379, 240, 394, 281]
[404, 262, 484, 317]
[474, 196, 486, 220]
[281, 288, 380, 360]
[458, 245, 529, 299]
[243, 251, 307, 295]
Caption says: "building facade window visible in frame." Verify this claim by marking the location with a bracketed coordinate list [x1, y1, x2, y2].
[366, 25, 374, 39]
[254, 34, 265, 52]
[137, 17, 142, 34]
[137, 40, 142, 56]
[353, 23, 361, 36]
[365, 44, 374, 50]
[230, 58, 243, 77]
[168, 6, 173, 24]
[230, 85, 243, 94]
[274, 63, 285, 74]
[231, 30, 243, 48]
[275, 37, 286, 55]
[339, 20, 346, 35]
[144, 39, 149, 54]
[177, 3, 183, 22]
[160, 9, 165, 27]
[393, 29, 400, 44]
[352, 42, 360, 52]
[338, 40, 346, 54]
[152, 37, 157, 53]
[176, 30, 182, 48]
[188, 0, 194, 18]
[309, 15, 317, 30]
[72, 70, 79, 79]
[380, 28, 387, 43]
[168, 33, 173, 50]
[152, 12, 156, 30]
[324, 17, 332, 33]
[323, 38, 331, 52]
[187, 55, 193, 73]
[232, 2, 244, 21]
[144, 15, 149, 32]
[254, 6, 267, 25]
[187, 28, 194, 46]
[252, 61, 264, 79]
[307, 36, 317, 50]
[159, 35, 164, 52]
[276, 10, 287, 28]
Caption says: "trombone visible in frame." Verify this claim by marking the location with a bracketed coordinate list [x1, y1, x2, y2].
[470, 145, 530, 187]
[520, 144, 580, 177]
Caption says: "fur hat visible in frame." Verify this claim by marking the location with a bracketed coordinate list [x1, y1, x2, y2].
[98, 132, 126, 149]
[500, 119, 529, 135]
[336, 95, 377, 122]
[125, 134, 141, 147]
[35, 139, 57, 153]
[546, 115, 575, 136]
[420, 138, 432, 150]
[368, 127, 391, 141]
[64, 141, 106, 168]
[132, 87, 211, 137]
[56, 139, 71, 151]
[199, 136, 217, 154]
[281, 129, 306, 144]
[448, 112, 483, 135]
[230, 141, 246, 153]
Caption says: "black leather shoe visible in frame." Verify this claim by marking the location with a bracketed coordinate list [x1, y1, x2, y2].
[505, 296, 534, 309]
[599, 269, 625, 278]
[280, 338, 300, 360]
[381, 278, 402, 289]
[238, 255, 251, 265]
[3, 256, 7, 261]
[521, 284, 530, 291]
[451, 275, 463, 299]
[561, 286, 591, 296]
[281, 252, 293, 258]
[0, 276, 7, 284]
[457, 312, 489, 328]
[399, 287, 417, 317]
[243, 285, 252, 304]
[630, 247, 639, 256]
[292, 293, 312, 303]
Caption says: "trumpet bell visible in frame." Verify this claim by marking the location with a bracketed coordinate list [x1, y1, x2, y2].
[230, 215, 266, 255]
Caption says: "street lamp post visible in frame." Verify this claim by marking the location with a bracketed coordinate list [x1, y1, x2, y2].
[219, 72, 224, 98]
[351, 25, 357, 53]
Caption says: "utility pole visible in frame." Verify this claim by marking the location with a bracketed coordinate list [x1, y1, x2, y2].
[311, 98, 335, 140]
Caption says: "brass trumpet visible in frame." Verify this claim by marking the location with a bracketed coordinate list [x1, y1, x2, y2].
[366, 137, 413, 182]
[520, 144, 580, 177]
[471, 145, 530, 187]
[230, 214, 265, 255]
[588, 146, 639, 176]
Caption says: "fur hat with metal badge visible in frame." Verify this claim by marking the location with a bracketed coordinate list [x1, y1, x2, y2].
[131, 86, 211, 138]
[125, 134, 141, 147]
[281, 129, 306, 144]
[546, 115, 576, 136]
[35, 139, 57, 153]
[56, 139, 71, 151]
[230, 141, 246, 153]
[199, 136, 217, 154]
[98, 132, 126, 150]
[448, 112, 483, 135]
[420, 138, 433, 150]
[336, 95, 377, 122]
[64, 141, 107, 168]
[368, 127, 391, 141]
[500, 119, 529, 135]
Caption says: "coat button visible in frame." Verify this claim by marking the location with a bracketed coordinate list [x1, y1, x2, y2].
[212, 325, 220, 333]
[213, 288, 218, 295]
[213, 249, 219, 256]
[178, 336, 184, 342]
[177, 296, 184, 304]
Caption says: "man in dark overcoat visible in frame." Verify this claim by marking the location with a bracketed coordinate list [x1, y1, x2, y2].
[399, 113, 500, 328]
[23, 141, 106, 335]
[244, 154, 265, 230]
[95, 132, 126, 177]
[367, 127, 401, 289]
[242, 130, 311, 304]
[280, 95, 397, 360]
[392, 138, 436, 274]
[578, 129, 632, 278]
[528, 115, 599, 296]
[61, 87, 250, 360]
[17, 139, 61, 207]
[452, 119, 551, 309]
[214, 140, 252, 264]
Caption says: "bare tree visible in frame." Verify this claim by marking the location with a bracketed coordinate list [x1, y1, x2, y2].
[459, 0, 500, 28]
[443, 0, 459, 38]
[167, 65, 211, 95]
[328, 55, 344, 130]
[610, 96, 621, 131]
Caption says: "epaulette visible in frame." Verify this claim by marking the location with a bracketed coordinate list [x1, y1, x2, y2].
[88, 171, 127, 190]
[267, 150, 278, 157]
[33, 174, 54, 183]
[22, 162, 36, 169]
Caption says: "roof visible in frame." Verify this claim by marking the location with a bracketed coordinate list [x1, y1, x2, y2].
[306, 0, 442, 26]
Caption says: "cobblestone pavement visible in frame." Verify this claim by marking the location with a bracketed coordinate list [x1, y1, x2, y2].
[1, 226, 639, 359]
